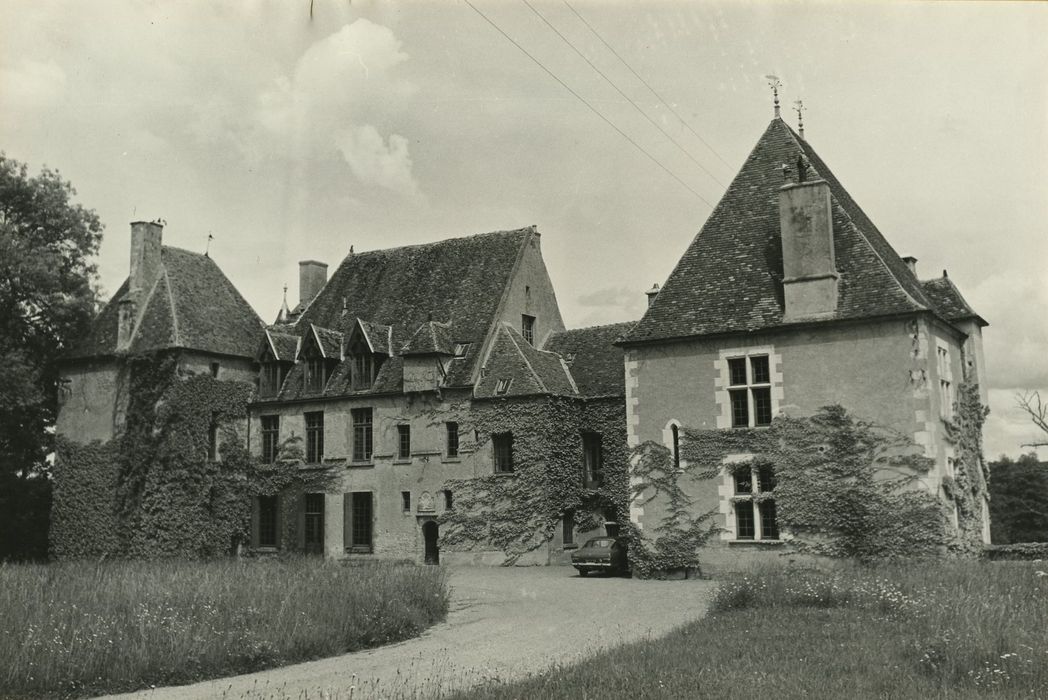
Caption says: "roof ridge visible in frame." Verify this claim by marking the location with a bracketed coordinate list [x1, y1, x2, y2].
[502, 323, 548, 394]
[335, 227, 533, 260]
[551, 320, 637, 335]
[162, 267, 181, 346]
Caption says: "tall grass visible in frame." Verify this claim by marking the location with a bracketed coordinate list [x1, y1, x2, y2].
[448, 560, 1048, 700]
[0, 557, 449, 699]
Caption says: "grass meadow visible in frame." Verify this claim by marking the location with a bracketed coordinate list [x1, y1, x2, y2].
[449, 560, 1048, 700]
[0, 557, 449, 699]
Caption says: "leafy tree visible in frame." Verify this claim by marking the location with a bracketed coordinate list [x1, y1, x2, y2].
[989, 453, 1048, 544]
[0, 153, 103, 560]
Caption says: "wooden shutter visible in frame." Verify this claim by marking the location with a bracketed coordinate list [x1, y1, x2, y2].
[250, 496, 260, 549]
[343, 493, 352, 553]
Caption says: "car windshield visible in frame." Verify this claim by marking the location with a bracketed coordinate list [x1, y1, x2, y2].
[587, 539, 613, 548]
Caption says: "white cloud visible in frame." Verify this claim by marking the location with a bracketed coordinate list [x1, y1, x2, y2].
[970, 273, 1048, 390]
[0, 59, 66, 117]
[254, 19, 419, 195]
[335, 125, 418, 197]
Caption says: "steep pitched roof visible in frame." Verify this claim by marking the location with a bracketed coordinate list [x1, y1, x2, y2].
[920, 276, 987, 326]
[475, 324, 576, 399]
[308, 325, 343, 359]
[66, 246, 263, 359]
[262, 329, 299, 362]
[623, 119, 951, 345]
[292, 228, 531, 387]
[401, 320, 454, 356]
[545, 321, 634, 397]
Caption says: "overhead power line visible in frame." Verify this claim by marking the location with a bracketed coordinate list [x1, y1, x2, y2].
[562, 0, 735, 171]
[520, 0, 725, 188]
[461, 0, 715, 209]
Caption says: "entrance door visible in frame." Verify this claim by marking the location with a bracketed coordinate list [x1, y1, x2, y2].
[422, 520, 439, 564]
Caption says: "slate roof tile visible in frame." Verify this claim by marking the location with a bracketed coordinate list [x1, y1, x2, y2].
[401, 320, 454, 356]
[545, 321, 634, 397]
[623, 119, 952, 345]
[920, 277, 986, 325]
[475, 324, 576, 399]
[67, 246, 263, 359]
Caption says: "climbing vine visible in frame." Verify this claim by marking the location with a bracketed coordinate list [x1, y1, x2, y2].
[940, 382, 991, 554]
[436, 395, 628, 564]
[628, 401, 976, 576]
[52, 350, 337, 559]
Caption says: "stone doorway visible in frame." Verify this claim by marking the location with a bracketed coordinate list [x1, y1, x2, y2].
[422, 520, 439, 565]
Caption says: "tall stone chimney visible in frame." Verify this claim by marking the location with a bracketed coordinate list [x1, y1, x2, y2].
[119, 220, 163, 350]
[645, 283, 660, 308]
[779, 179, 839, 320]
[299, 260, 328, 307]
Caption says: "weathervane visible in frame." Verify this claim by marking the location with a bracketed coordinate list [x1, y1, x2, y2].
[765, 74, 782, 118]
[205, 232, 214, 257]
[794, 100, 806, 139]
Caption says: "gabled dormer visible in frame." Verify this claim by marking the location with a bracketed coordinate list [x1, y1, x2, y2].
[257, 330, 299, 398]
[345, 319, 391, 392]
[297, 324, 341, 395]
[400, 320, 454, 393]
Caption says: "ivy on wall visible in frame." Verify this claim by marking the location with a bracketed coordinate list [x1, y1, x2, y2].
[436, 396, 628, 564]
[628, 392, 988, 575]
[52, 351, 337, 559]
[940, 382, 990, 554]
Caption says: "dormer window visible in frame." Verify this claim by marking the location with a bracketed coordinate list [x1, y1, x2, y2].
[521, 315, 535, 345]
[304, 355, 330, 394]
[260, 362, 283, 397]
[353, 352, 375, 390]
[495, 378, 512, 395]
[453, 342, 471, 358]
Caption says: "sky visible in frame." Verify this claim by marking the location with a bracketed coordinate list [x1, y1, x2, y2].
[1, 0, 1045, 459]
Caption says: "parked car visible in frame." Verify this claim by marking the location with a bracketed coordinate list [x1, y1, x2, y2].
[571, 536, 628, 576]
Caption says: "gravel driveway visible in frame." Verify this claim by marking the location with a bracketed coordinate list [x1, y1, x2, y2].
[104, 566, 714, 700]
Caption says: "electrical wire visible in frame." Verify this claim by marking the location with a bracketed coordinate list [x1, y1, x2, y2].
[521, 0, 724, 188]
[562, 0, 734, 171]
[461, 0, 715, 208]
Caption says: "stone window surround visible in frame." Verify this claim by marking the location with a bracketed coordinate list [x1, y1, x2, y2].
[717, 453, 783, 543]
[715, 345, 784, 430]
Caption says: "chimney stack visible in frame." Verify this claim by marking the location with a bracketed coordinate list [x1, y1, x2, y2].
[645, 283, 660, 308]
[779, 179, 839, 320]
[299, 260, 328, 307]
[119, 220, 163, 350]
[902, 256, 918, 276]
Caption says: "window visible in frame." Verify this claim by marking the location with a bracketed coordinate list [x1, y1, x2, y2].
[261, 415, 280, 463]
[443, 490, 453, 510]
[305, 411, 324, 463]
[401, 491, 412, 513]
[452, 342, 471, 358]
[732, 462, 778, 541]
[207, 414, 219, 461]
[303, 493, 324, 554]
[257, 495, 279, 548]
[345, 492, 373, 553]
[521, 314, 535, 345]
[671, 424, 680, 471]
[727, 355, 773, 428]
[563, 509, 575, 546]
[495, 378, 512, 395]
[937, 344, 954, 419]
[261, 362, 283, 397]
[397, 424, 411, 460]
[492, 432, 514, 473]
[446, 422, 459, 458]
[582, 432, 604, 487]
[352, 352, 375, 390]
[352, 408, 373, 462]
[210, 362, 220, 378]
[305, 357, 327, 393]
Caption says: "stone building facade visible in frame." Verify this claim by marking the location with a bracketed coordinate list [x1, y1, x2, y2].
[620, 116, 989, 572]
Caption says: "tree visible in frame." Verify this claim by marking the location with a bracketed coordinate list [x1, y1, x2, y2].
[1016, 390, 1048, 449]
[989, 453, 1048, 544]
[0, 153, 103, 560]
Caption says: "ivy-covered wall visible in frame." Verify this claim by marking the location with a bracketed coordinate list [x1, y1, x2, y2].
[628, 390, 988, 577]
[438, 395, 628, 565]
[52, 351, 335, 559]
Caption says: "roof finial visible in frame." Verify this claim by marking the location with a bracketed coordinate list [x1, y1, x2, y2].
[794, 99, 806, 139]
[205, 232, 213, 257]
[765, 74, 782, 118]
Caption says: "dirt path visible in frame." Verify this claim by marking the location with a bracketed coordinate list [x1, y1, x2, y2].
[104, 567, 714, 699]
